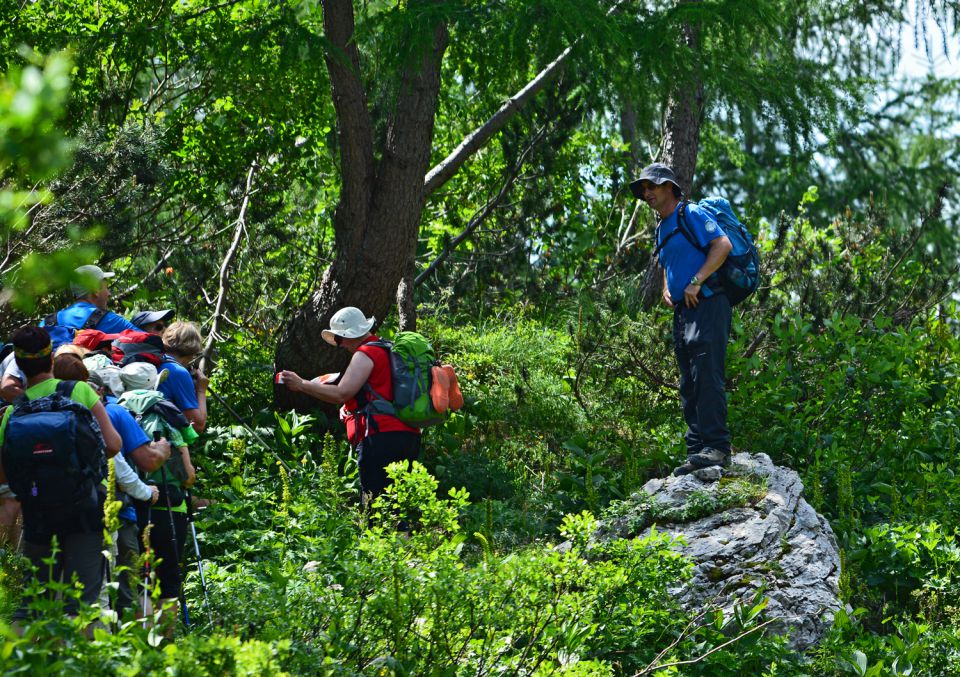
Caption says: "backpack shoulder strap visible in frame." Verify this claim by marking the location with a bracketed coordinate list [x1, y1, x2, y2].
[675, 202, 707, 254]
[82, 308, 106, 330]
[653, 201, 702, 260]
[363, 339, 392, 351]
[11, 392, 29, 411]
[652, 226, 685, 260]
[55, 380, 78, 399]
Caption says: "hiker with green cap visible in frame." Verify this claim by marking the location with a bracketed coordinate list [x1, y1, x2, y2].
[630, 162, 734, 476]
[278, 306, 421, 500]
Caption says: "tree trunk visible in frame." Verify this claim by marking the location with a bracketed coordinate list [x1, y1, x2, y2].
[658, 20, 705, 195]
[274, 2, 609, 410]
[640, 16, 705, 309]
[274, 1, 447, 409]
[396, 259, 416, 332]
[620, 98, 641, 176]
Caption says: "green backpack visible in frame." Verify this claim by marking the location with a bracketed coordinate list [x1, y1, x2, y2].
[361, 332, 446, 428]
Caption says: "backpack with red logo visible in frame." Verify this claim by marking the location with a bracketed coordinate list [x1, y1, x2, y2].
[111, 330, 165, 367]
[0, 380, 107, 517]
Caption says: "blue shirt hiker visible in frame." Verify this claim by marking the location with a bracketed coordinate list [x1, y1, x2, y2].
[105, 394, 151, 522]
[53, 301, 139, 335]
[657, 202, 725, 304]
[158, 356, 199, 412]
[630, 162, 733, 477]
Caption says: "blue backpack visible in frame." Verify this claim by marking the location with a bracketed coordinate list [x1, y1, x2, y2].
[42, 307, 106, 350]
[1, 380, 106, 516]
[675, 198, 761, 306]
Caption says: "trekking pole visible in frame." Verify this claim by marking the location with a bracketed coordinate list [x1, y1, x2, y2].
[156, 433, 190, 630]
[206, 386, 293, 473]
[185, 490, 213, 625]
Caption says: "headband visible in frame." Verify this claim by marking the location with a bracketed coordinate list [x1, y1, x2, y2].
[14, 344, 52, 360]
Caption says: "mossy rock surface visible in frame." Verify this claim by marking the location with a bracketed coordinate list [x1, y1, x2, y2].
[594, 452, 845, 651]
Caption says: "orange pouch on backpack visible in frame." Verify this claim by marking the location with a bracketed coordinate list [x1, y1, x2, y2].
[429, 366, 449, 414]
[441, 364, 463, 411]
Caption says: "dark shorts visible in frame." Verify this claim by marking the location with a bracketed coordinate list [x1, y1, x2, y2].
[357, 431, 422, 499]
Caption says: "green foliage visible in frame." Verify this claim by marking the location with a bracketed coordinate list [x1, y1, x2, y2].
[0, 50, 103, 315]
[847, 521, 960, 607]
[811, 607, 960, 676]
[0, 49, 71, 185]
[1, 0, 959, 671]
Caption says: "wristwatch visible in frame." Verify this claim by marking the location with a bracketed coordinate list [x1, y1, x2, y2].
[689, 274, 702, 286]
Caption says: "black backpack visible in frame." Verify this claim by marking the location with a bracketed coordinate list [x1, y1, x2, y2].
[1, 381, 107, 516]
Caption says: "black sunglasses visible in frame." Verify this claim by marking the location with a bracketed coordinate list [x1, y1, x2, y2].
[334, 335, 344, 346]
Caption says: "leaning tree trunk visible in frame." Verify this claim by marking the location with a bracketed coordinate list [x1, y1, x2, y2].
[274, 0, 448, 410]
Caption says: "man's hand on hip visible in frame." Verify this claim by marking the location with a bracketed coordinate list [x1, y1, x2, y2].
[683, 285, 701, 308]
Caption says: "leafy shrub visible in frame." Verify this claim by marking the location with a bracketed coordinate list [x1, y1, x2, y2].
[845, 521, 960, 609]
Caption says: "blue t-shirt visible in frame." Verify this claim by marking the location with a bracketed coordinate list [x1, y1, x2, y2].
[105, 395, 151, 523]
[49, 301, 140, 334]
[657, 202, 725, 304]
[158, 356, 199, 411]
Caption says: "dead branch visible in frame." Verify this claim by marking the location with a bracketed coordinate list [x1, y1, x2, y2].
[422, 0, 626, 197]
[415, 127, 546, 287]
[200, 162, 257, 373]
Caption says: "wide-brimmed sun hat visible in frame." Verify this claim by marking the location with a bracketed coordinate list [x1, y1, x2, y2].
[119, 362, 170, 391]
[321, 307, 375, 346]
[629, 162, 681, 199]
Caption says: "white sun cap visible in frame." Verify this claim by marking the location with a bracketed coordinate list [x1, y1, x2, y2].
[118, 362, 170, 392]
[321, 306, 376, 346]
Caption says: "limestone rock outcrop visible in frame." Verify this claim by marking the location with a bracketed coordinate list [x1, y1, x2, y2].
[596, 452, 844, 650]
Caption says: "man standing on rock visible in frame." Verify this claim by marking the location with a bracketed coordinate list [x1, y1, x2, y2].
[631, 163, 733, 476]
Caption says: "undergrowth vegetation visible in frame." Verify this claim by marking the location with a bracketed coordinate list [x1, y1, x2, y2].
[3, 194, 960, 674]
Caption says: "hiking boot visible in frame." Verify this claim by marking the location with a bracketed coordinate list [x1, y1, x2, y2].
[673, 447, 731, 477]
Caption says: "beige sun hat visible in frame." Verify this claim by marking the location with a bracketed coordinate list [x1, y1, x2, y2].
[118, 362, 170, 392]
[321, 307, 376, 346]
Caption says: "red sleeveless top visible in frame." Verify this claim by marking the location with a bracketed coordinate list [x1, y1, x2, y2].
[341, 335, 420, 444]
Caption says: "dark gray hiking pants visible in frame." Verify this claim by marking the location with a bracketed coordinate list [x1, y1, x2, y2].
[673, 293, 732, 455]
